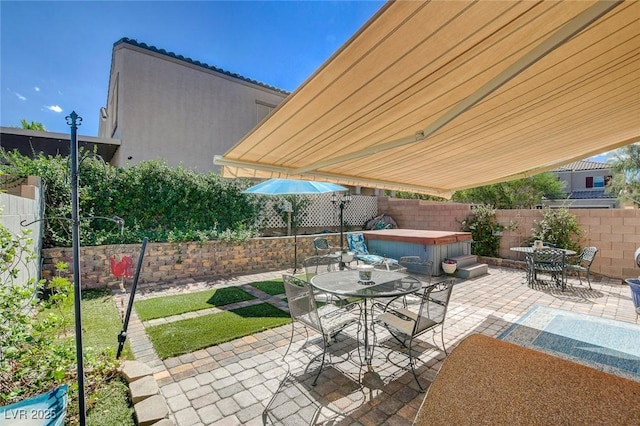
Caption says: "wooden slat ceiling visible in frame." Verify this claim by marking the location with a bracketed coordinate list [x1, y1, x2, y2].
[215, 0, 640, 198]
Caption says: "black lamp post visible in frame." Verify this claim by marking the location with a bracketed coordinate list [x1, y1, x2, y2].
[67, 111, 87, 425]
[331, 192, 352, 269]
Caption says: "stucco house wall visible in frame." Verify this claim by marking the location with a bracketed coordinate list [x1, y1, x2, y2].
[99, 38, 289, 172]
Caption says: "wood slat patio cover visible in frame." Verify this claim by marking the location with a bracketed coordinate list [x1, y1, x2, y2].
[215, 0, 640, 198]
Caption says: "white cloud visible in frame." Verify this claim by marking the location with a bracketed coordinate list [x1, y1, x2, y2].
[45, 105, 63, 113]
[15, 92, 26, 101]
[34, 86, 40, 92]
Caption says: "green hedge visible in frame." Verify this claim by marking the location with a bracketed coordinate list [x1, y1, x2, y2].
[0, 149, 264, 247]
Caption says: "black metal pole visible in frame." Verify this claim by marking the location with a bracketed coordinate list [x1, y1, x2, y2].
[67, 111, 86, 425]
[117, 238, 148, 359]
[293, 233, 298, 274]
[339, 203, 345, 270]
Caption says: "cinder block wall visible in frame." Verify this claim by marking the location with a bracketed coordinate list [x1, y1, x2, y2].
[377, 197, 471, 230]
[377, 198, 640, 280]
[498, 208, 640, 280]
[41, 234, 343, 289]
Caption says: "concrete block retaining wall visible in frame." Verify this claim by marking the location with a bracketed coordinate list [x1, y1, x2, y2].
[41, 234, 343, 289]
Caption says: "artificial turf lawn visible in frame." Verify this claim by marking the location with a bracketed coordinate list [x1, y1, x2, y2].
[134, 286, 256, 321]
[146, 302, 291, 359]
[249, 279, 285, 296]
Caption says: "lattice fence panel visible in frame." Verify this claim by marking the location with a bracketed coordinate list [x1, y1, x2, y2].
[260, 194, 377, 229]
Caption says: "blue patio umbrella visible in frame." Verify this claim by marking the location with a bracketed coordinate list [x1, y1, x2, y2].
[243, 179, 348, 272]
[243, 179, 347, 195]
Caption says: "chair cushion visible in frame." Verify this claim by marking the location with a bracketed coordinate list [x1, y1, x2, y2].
[567, 264, 587, 273]
[355, 254, 399, 265]
[347, 233, 369, 255]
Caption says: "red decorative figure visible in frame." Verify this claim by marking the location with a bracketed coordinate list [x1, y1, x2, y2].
[110, 255, 134, 278]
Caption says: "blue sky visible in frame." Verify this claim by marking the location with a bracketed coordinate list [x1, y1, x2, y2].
[1, 0, 384, 135]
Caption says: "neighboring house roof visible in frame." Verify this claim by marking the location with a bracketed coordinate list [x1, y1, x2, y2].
[565, 190, 616, 200]
[0, 127, 120, 162]
[115, 37, 290, 96]
[552, 160, 610, 172]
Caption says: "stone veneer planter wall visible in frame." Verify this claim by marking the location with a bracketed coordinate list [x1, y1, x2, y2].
[41, 234, 343, 289]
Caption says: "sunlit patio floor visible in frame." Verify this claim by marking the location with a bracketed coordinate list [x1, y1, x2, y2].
[123, 266, 638, 425]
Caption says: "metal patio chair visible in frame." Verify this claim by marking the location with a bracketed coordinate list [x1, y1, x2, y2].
[303, 255, 343, 304]
[303, 255, 340, 280]
[566, 247, 598, 289]
[525, 253, 535, 286]
[375, 279, 455, 391]
[313, 237, 338, 256]
[531, 248, 567, 290]
[281, 274, 360, 386]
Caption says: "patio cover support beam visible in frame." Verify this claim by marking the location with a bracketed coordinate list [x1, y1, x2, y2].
[213, 155, 453, 198]
[292, 0, 623, 175]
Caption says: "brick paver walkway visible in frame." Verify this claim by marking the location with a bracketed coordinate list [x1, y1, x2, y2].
[118, 267, 637, 425]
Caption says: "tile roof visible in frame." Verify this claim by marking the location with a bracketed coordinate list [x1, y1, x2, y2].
[552, 160, 610, 172]
[555, 190, 617, 200]
[114, 37, 290, 96]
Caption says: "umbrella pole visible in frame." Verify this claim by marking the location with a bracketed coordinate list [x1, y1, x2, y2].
[293, 233, 297, 274]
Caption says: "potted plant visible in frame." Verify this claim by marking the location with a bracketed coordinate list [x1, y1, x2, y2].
[442, 259, 457, 274]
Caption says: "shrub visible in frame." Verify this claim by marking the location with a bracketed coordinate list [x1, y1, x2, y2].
[531, 207, 581, 253]
[0, 221, 120, 422]
[0, 150, 262, 247]
[460, 204, 516, 257]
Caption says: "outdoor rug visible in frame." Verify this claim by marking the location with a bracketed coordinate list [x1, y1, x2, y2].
[498, 305, 640, 382]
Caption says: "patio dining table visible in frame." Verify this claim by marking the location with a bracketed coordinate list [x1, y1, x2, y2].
[310, 269, 422, 366]
[510, 246, 577, 255]
[510, 246, 577, 289]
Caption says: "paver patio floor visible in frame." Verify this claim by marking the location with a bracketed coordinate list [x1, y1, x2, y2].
[121, 266, 638, 425]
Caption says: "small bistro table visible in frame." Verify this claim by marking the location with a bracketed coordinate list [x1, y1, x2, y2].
[510, 246, 577, 256]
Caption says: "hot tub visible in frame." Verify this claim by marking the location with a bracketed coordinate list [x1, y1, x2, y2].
[362, 229, 472, 276]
